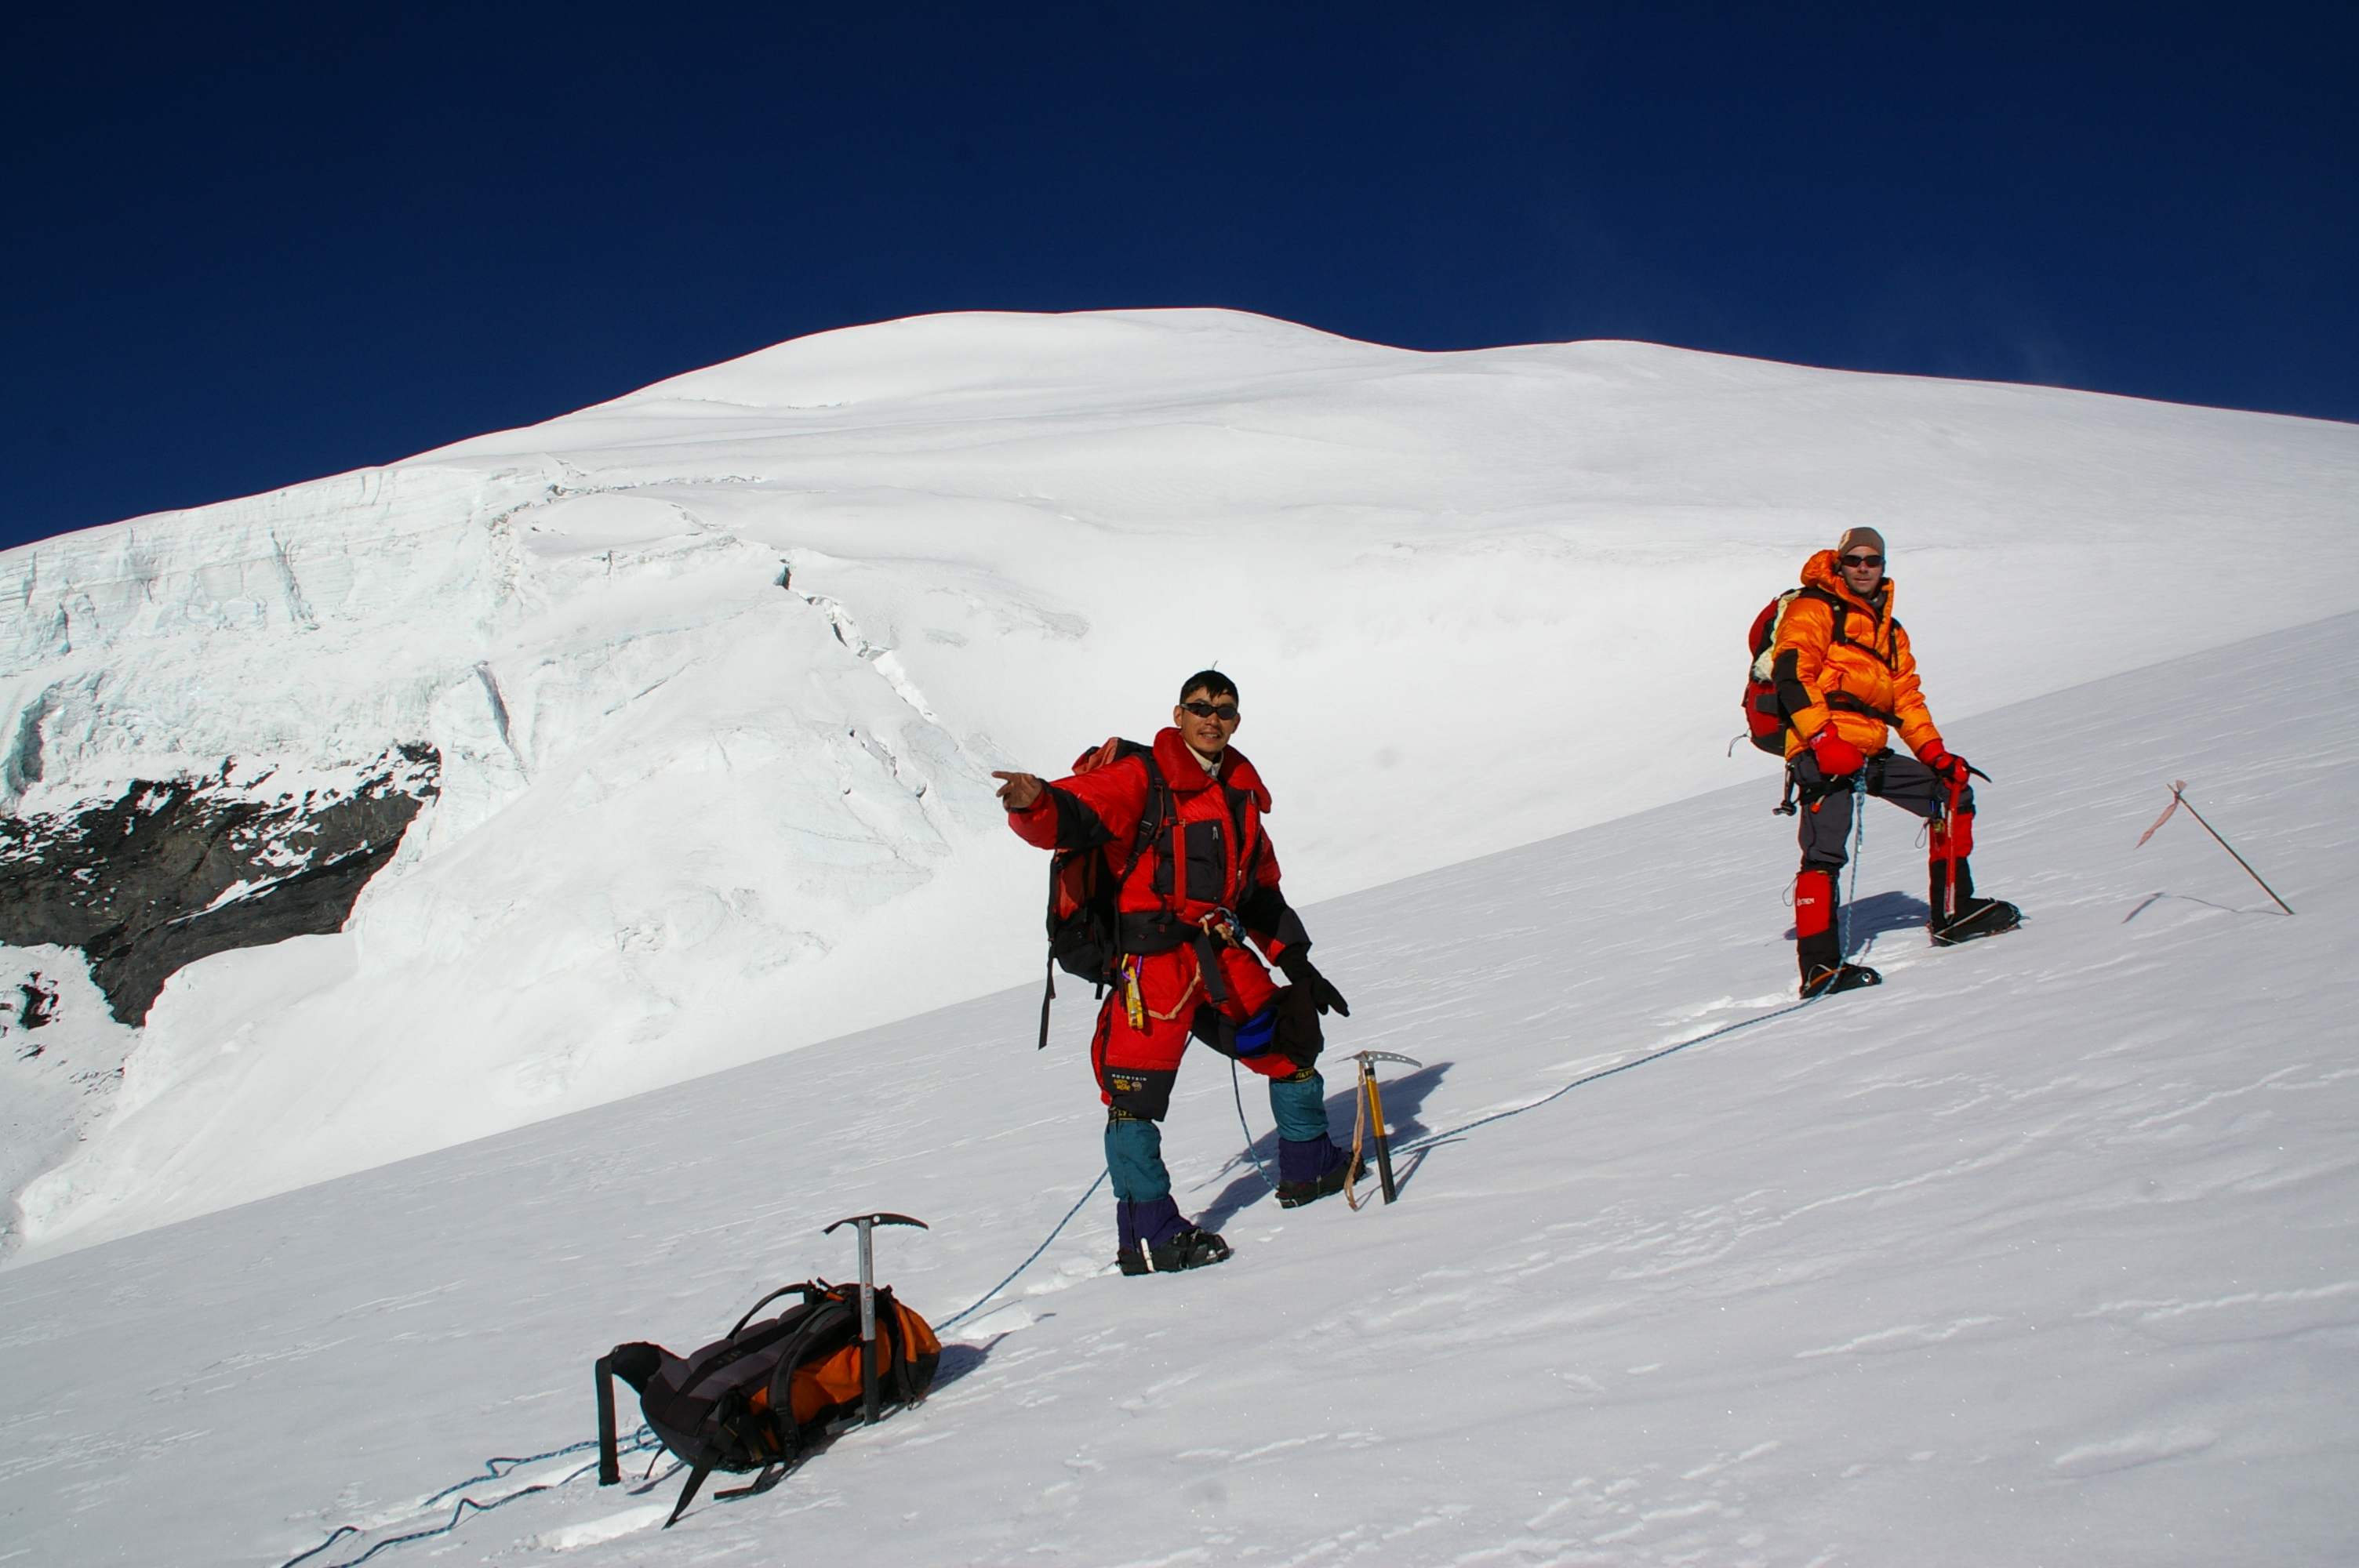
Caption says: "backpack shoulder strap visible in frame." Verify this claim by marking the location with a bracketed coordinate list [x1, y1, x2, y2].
[1120, 749, 1170, 878]
[1794, 584, 1850, 644]
[727, 1283, 821, 1341]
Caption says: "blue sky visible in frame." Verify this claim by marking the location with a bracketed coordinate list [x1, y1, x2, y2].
[5, 2, 2352, 550]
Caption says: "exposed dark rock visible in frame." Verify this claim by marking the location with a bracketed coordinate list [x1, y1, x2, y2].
[0, 745, 438, 1024]
[17, 974, 56, 1031]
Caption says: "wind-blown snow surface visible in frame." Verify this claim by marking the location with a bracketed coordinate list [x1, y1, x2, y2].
[2, 613, 2353, 1566]
[4, 308, 2356, 1258]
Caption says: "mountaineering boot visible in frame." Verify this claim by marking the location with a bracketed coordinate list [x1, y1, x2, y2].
[1110, 1189, 1230, 1275]
[1268, 1066, 1358, 1207]
[1928, 854, 2020, 946]
[1151, 1226, 1233, 1271]
[1118, 1224, 1234, 1275]
[1276, 1145, 1365, 1208]
[1932, 896, 2021, 945]
[1112, 1192, 1183, 1275]
[1801, 960, 1882, 998]
[1107, 1116, 1195, 1275]
[1793, 865, 1878, 997]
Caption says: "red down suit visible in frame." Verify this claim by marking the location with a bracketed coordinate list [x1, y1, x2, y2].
[1009, 728, 1310, 1109]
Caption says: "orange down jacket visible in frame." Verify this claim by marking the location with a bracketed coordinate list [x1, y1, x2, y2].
[1772, 550, 1946, 761]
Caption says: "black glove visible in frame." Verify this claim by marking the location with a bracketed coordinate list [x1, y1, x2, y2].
[1274, 947, 1350, 1018]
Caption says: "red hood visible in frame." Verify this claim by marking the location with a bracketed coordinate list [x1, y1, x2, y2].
[1153, 728, 1272, 811]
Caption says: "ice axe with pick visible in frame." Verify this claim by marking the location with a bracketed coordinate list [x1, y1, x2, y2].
[823, 1212, 928, 1424]
[1348, 1051, 1421, 1207]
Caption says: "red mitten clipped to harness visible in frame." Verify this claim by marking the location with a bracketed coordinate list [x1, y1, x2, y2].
[1808, 728, 1865, 779]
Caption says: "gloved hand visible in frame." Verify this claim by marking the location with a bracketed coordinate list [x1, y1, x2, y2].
[1274, 947, 1350, 1018]
[1807, 728, 1865, 779]
[1919, 746, 1972, 788]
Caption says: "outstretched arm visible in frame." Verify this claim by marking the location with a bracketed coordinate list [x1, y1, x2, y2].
[995, 759, 1150, 852]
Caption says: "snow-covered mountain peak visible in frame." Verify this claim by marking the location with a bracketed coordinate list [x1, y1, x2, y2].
[2, 308, 2356, 1264]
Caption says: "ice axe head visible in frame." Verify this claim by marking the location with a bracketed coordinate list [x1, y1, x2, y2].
[824, 1213, 929, 1287]
[823, 1212, 929, 1236]
[820, 1214, 927, 1429]
[1352, 1051, 1423, 1069]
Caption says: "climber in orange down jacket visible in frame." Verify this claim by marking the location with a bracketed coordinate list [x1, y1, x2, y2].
[1772, 528, 2020, 997]
[994, 670, 1356, 1276]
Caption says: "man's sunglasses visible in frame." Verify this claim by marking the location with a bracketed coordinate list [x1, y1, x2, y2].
[1180, 700, 1240, 721]
[1840, 554, 1884, 568]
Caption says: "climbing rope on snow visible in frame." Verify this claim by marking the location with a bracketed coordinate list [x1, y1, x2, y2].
[1395, 776, 1873, 1159]
[1216, 787, 1875, 1187]
[279, 1428, 664, 1568]
[933, 1171, 1107, 1330]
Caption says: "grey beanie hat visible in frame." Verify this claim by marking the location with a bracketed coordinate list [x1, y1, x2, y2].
[1834, 527, 1886, 559]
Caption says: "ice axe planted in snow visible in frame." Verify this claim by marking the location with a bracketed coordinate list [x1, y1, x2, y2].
[1349, 1051, 1422, 1207]
[823, 1212, 929, 1424]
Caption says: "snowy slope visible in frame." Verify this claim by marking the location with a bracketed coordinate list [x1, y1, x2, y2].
[2, 611, 2352, 1566]
[4, 309, 2356, 1261]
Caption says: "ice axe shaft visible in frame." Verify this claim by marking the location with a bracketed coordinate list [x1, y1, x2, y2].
[823, 1212, 928, 1424]
[2136, 781, 2294, 915]
[1354, 1052, 1420, 1205]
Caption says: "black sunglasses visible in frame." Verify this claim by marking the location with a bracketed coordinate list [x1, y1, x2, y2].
[1840, 554, 1884, 568]
[1180, 700, 1239, 721]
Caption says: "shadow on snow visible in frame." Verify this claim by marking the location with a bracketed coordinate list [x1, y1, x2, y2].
[1192, 1059, 1455, 1232]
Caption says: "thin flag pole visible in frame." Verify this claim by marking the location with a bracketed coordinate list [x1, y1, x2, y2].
[2137, 780, 2294, 915]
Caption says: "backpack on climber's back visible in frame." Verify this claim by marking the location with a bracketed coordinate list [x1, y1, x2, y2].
[1042, 736, 1170, 986]
[1740, 586, 1851, 754]
[596, 1279, 940, 1528]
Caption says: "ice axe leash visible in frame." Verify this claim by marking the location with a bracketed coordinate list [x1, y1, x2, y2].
[823, 1212, 928, 1424]
[1346, 1051, 1421, 1209]
[2136, 779, 2295, 914]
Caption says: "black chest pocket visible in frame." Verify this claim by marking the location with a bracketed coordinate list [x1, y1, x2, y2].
[1184, 819, 1227, 902]
[1152, 818, 1228, 902]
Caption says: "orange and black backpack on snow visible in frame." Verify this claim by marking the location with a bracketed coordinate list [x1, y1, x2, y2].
[597, 1280, 940, 1527]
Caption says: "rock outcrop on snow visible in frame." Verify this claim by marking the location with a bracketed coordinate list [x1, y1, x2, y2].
[0, 746, 438, 1022]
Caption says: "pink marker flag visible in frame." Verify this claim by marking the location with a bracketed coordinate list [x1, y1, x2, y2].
[2135, 780, 2186, 848]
